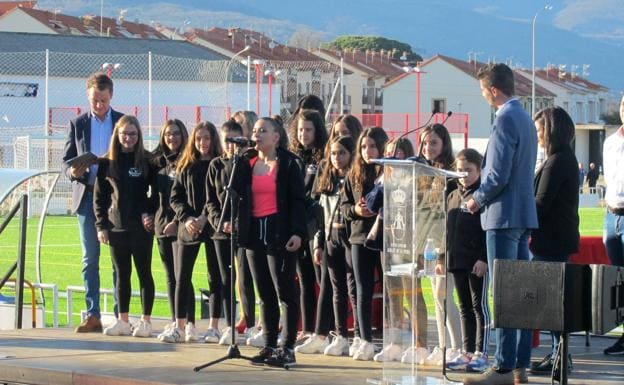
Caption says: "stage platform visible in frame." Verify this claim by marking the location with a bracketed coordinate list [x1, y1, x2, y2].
[0, 325, 623, 385]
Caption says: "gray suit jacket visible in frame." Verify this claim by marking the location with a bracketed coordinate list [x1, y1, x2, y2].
[472, 99, 538, 231]
[61, 109, 124, 214]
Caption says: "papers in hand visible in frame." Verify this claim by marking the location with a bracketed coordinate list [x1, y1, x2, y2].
[64, 152, 99, 168]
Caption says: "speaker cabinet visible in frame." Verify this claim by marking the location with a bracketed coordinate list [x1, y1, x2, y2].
[493, 260, 591, 332]
[591, 264, 624, 335]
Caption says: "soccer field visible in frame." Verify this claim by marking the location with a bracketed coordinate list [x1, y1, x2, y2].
[0, 208, 606, 327]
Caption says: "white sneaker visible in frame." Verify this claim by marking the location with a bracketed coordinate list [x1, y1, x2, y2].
[324, 334, 349, 356]
[423, 346, 443, 366]
[353, 340, 375, 361]
[131, 320, 152, 338]
[157, 321, 176, 341]
[161, 327, 185, 343]
[401, 346, 429, 365]
[103, 319, 132, 336]
[219, 327, 236, 345]
[185, 322, 200, 343]
[245, 326, 259, 340]
[246, 329, 265, 347]
[349, 336, 362, 357]
[445, 348, 462, 362]
[294, 334, 329, 354]
[204, 327, 221, 343]
[373, 342, 402, 362]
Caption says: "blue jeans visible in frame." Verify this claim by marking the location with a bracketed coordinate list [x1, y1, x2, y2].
[76, 190, 117, 318]
[604, 211, 624, 267]
[530, 253, 569, 357]
[486, 228, 533, 370]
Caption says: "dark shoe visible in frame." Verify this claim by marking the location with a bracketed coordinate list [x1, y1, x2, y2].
[463, 367, 514, 385]
[74, 315, 102, 333]
[513, 367, 528, 384]
[266, 348, 296, 367]
[250, 346, 276, 365]
[604, 334, 624, 355]
[530, 353, 553, 374]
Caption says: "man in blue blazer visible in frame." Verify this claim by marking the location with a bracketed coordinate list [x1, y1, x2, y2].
[465, 63, 538, 385]
[62, 73, 123, 333]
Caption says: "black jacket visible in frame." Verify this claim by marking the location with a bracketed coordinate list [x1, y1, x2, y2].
[170, 159, 213, 245]
[530, 147, 580, 256]
[445, 181, 487, 271]
[93, 151, 156, 233]
[152, 152, 179, 238]
[341, 167, 377, 245]
[205, 156, 234, 240]
[234, 147, 307, 250]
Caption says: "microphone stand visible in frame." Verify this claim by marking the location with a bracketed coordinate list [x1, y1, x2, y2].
[392, 109, 439, 158]
[194, 145, 289, 371]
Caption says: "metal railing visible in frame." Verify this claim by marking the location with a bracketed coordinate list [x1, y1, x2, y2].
[0, 194, 28, 329]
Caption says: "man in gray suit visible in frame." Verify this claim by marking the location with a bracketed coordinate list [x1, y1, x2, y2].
[464, 63, 538, 385]
[62, 73, 123, 333]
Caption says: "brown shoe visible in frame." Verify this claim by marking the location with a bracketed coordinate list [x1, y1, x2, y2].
[513, 367, 528, 384]
[75, 315, 102, 333]
[463, 367, 514, 385]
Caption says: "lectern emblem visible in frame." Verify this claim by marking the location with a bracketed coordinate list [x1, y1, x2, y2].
[390, 188, 407, 241]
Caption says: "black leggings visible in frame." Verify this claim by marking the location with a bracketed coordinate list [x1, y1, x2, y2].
[246, 215, 299, 349]
[213, 239, 234, 326]
[297, 243, 319, 332]
[451, 270, 490, 354]
[322, 231, 358, 337]
[351, 243, 379, 342]
[237, 247, 256, 326]
[175, 241, 218, 320]
[109, 230, 154, 315]
[157, 236, 195, 323]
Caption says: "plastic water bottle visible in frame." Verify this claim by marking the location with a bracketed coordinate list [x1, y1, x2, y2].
[423, 238, 437, 277]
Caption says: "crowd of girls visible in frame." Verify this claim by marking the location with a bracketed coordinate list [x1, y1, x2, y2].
[93, 97, 529, 370]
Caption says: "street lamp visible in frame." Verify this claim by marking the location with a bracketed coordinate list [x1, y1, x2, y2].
[403, 64, 426, 128]
[224, 45, 251, 119]
[264, 68, 282, 116]
[102, 62, 121, 77]
[532, 4, 553, 118]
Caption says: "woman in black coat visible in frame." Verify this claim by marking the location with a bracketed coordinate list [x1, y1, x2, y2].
[529, 106, 580, 376]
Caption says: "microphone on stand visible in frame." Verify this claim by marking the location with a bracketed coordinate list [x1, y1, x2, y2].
[440, 110, 453, 126]
[225, 136, 256, 147]
[391, 108, 439, 159]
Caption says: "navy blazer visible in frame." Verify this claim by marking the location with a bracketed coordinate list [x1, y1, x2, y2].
[61, 109, 124, 213]
[472, 99, 538, 231]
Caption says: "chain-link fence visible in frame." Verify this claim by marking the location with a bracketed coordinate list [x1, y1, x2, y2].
[0, 50, 341, 214]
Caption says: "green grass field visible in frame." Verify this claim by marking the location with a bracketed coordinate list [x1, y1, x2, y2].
[0, 208, 607, 327]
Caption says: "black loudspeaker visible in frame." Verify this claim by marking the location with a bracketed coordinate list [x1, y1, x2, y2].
[493, 260, 591, 332]
[591, 264, 624, 335]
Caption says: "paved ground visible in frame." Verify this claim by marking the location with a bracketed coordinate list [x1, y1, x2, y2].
[0, 321, 623, 385]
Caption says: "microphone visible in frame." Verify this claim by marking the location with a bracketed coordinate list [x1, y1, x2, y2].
[440, 110, 453, 126]
[391, 108, 439, 159]
[225, 136, 256, 147]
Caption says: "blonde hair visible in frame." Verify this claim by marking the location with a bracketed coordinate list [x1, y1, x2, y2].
[105, 115, 148, 179]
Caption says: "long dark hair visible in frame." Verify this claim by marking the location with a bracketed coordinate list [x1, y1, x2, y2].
[534, 106, 575, 156]
[325, 114, 363, 156]
[176, 121, 222, 173]
[152, 119, 189, 159]
[418, 123, 455, 170]
[350, 126, 388, 192]
[316, 135, 355, 194]
[289, 110, 328, 164]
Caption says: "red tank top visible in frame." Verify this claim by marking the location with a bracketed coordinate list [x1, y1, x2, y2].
[250, 158, 278, 218]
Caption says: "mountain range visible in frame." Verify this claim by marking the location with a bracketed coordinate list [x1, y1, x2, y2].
[38, 0, 624, 94]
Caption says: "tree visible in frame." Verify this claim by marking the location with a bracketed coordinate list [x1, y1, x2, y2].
[327, 35, 422, 62]
[601, 111, 622, 125]
[289, 27, 325, 50]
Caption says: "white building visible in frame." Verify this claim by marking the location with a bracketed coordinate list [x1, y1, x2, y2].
[383, 54, 555, 153]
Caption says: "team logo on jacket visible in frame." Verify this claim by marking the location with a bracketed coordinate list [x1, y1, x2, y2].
[128, 167, 143, 177]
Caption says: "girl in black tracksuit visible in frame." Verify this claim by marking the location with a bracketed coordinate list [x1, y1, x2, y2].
[205, 119, 255, 343]
[234, 117, 306, 365]
[94, 115, 156, 337]
[288, 109, 329, 339]
[445, 149, 490, 370]
[162, 121, 223, 344]
[151, 119, 190, 329]
[341, 126, 388, 361]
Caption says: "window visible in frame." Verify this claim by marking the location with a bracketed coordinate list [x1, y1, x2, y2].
[432, 98, 446, 114]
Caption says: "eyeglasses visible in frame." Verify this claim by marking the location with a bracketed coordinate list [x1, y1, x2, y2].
[118, 132, 138, 138]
